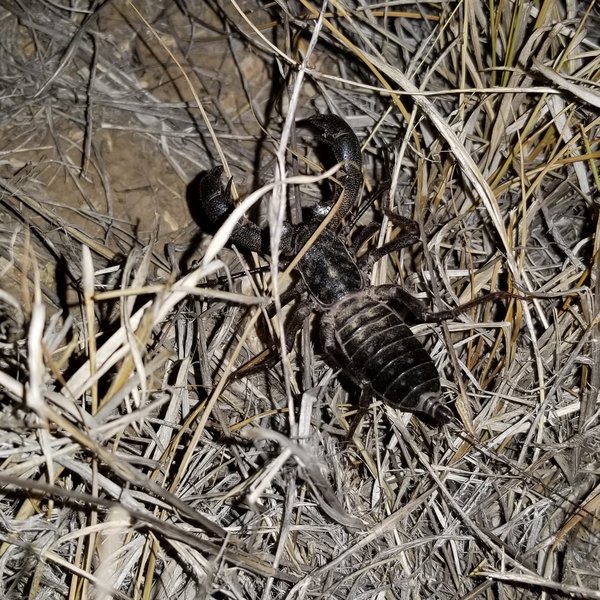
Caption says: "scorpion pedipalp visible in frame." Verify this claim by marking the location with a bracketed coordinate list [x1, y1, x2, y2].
[300, 114, 363, 225]
[197, 165, 264, 252]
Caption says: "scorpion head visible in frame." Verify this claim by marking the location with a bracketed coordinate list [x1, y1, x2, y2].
[294, 223, 364, 306]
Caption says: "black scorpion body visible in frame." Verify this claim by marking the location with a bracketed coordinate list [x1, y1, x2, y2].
[197, 114, 453, 425]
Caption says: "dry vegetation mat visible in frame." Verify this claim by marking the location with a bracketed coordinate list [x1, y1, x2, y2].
[1, 1, 600, 598]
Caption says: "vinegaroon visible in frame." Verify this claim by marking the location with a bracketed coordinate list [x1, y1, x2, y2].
[196, 114, 510, 426]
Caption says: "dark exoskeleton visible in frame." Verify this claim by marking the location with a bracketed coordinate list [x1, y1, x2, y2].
[198, 114, 457, 425]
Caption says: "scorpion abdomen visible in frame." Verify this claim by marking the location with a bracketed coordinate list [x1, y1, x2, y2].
[329, 294, 453, 424]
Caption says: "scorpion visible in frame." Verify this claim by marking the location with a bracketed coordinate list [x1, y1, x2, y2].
[197, 114, 494, 426]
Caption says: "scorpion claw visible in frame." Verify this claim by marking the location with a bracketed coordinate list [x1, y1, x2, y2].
[302, 114, 361, 165]
[197, 166, 235, 232]
[301, 114, 363, 224]
[197, 166, 264, 252]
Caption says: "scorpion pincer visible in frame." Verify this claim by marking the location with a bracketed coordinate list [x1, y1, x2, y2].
[196, 114, 454, 425]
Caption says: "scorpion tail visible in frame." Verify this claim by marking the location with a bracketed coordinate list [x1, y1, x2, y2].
[415, 392, 454, 425]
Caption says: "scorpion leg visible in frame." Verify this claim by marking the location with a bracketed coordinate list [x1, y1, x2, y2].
[198, 166, 265, 253]
[346, 383, 376, 439]
[358, 212, 420, 270]
[421, 290, 524, 322]
[231, 299, 314, 380]
[301, 114, 363, 226]
[265, 281, 307, 318]
[370, 285, 521, 323]
[234, 285, 307, 380]
[351, 222, 380, 256]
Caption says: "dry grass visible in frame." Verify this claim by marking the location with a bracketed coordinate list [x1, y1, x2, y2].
[1, 1, 600, 598]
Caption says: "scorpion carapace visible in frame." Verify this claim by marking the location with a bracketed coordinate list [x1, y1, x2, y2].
[196, 114, 454, 425]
